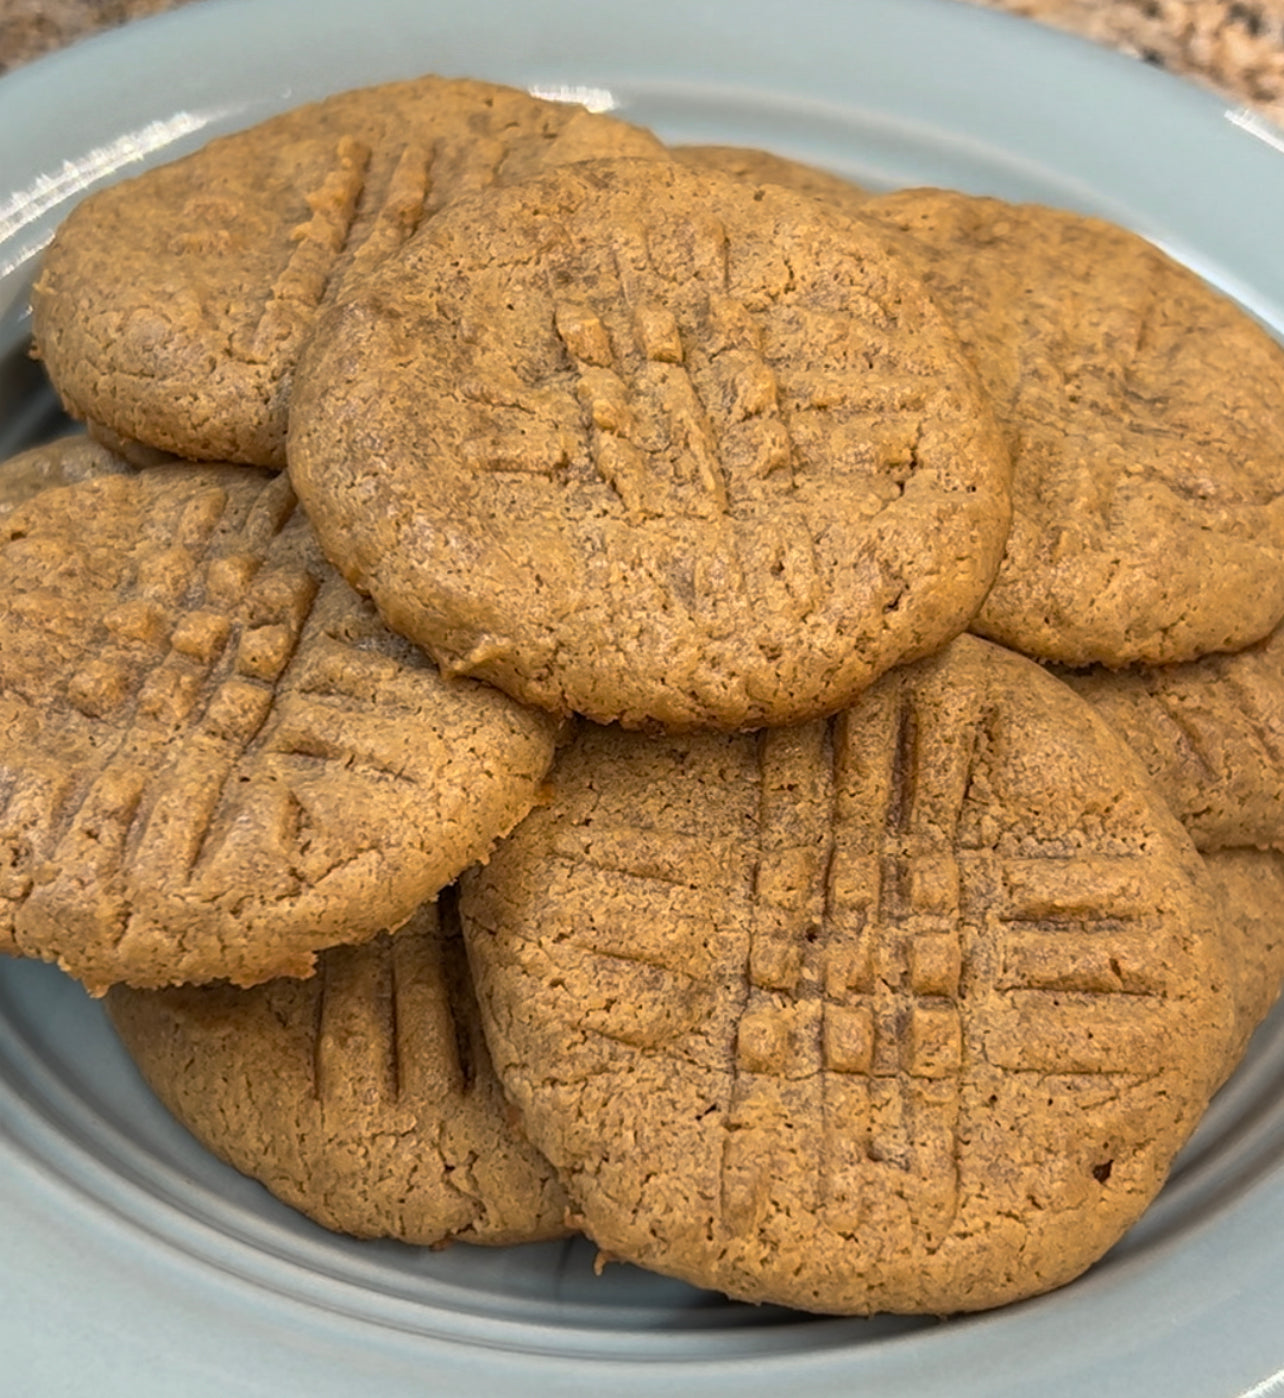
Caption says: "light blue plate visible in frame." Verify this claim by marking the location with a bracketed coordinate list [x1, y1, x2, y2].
[2, 1, 1284, 1393]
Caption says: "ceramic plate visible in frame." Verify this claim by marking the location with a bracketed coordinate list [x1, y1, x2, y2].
[2, 1, 1283, 1393]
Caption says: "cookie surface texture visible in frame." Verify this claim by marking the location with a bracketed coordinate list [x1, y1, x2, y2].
[1203, 848, 1284, 1079]
[84, 420, 182, 470]
[866, 188, 1284, 666]
[461, 634, 1233, 1313]
[0, 467, 557, 992]
[0, 435, 134, 515]
[1064, 622, 1284, 853]
[673, 145, 870, 215]
[290, 159, 1011, 730]
[31, 76, 665, 468]
[108, 902, 569, 1245]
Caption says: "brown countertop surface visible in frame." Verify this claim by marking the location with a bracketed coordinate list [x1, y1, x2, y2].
[1, 0, 1282, 119]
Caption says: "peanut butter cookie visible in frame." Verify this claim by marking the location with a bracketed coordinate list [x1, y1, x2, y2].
[461, 634, 1233, 1313]
[0, 467, 557, 992]
[867, 188, 1284, 667]
[108, 900, 569, 1246]
[290, 159, 1011, 730]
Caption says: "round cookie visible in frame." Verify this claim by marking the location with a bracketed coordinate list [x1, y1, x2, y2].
[31, 75, 666, 468]
[1062, 621, 1284, 853]
[0, 467, 558, 993]
[0, 434, 136, 516]
[290, 158, 1011, 731]
[107, 901, 569, 1246]
[460, 633, 1234, 1314]
[673, 144, 870, 215]
[865, 188, 1284, 667]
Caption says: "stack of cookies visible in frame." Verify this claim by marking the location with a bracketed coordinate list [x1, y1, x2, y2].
[5, 72, 1284, 1315]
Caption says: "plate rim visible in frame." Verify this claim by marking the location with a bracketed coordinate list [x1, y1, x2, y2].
[2, 1, 1284, 1394]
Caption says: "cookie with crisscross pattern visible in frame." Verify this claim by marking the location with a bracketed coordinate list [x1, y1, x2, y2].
[290, 159, 1010, 731]
[460, 634, 1233, 1313]
[0, 466, 558, 992]
[867, 187, 1284, 667]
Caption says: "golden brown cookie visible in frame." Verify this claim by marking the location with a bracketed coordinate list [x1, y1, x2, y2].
[866, 188, 1284, 667]
[1062, 622, 1284, 853]
[31, 76, 666, 468]
[0, 435, 135, 516]
[290, 159, 1011, 731]
[461, 634, 1234, 1314]
[673, 144, 870, 214]
[107, 900, 569, 1245]
[0, 467, 558, 993]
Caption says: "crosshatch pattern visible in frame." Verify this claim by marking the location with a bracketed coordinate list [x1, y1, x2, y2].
[107, 901, 572, 1245]
[290, 161, 1011, 730]
[1066, 622, 1284, 854]
[31, 78, 665, 467]
[864, 188, 1284, 669]
[0, 468, 557, 992]
[461, 635, 1235, 1313]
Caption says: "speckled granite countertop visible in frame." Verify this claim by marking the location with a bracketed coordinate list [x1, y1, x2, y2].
[1, 0, 1282, 119]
